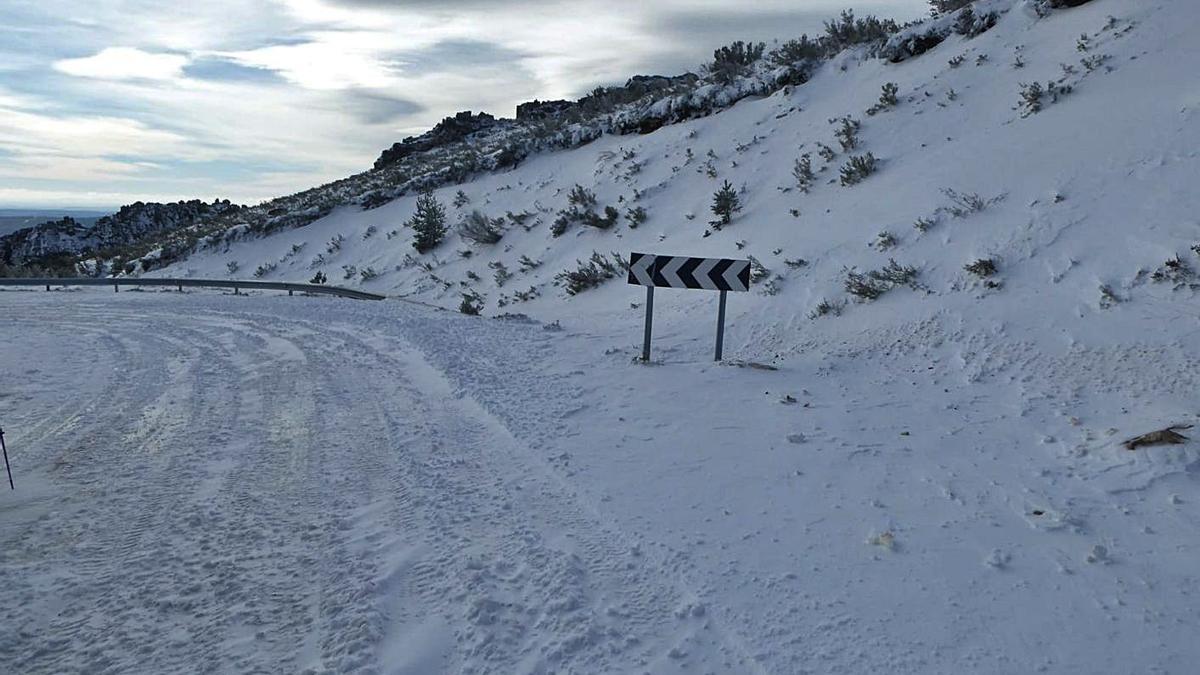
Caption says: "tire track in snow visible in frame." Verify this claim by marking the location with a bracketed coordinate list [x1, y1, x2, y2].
[0, 306, 221, 672]
[3, 296, 764, 673]
[306, 319, 767, 674]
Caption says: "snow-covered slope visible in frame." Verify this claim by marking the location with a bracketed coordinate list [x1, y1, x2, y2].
[156, 0, 1198, 339]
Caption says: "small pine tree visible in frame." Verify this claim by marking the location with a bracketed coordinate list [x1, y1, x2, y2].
[1018, 81, 1044, 116]
[867, 84, 899, 115]
[459, 291, 483, 315]
[567, 184, 597, 209]
[792, 154, 814, 192]
[839, 153, 878, 186]
[310, 271, 327, 285]
[626, 205, 647, 228]
[409, 190, 447, 253]
[834, 117, 861, 151]
[710, 180, 741, 228]
[880, 82, 899, 106]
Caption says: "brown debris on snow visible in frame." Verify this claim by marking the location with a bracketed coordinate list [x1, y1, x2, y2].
[1122, 425, 1192, 451]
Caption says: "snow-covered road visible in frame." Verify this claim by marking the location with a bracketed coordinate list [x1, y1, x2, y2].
[2, 289, 1199, 674]
[0, 291, 757, 674]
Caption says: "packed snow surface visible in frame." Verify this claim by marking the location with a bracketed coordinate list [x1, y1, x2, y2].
[1, 287, 1197, 673]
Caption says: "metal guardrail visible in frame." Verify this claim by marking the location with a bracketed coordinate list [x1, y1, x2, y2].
[0, 277, 386, 301]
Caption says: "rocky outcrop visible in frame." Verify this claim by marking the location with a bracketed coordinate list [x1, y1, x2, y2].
[516, 99, 576, 121]
[0, 199, 242, 269]
[373, 111, 502, 169]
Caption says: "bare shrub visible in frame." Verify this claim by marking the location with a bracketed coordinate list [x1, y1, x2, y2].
[873, 231, 898, 251]
[581, 206, 620, 230]
[1019, 80, 1072, 117]
[964, 258, 997, 277]
[489, 260, 512, 287]
[518, 255, 541, 273]
[556, 252, 619, 295]
[871, 258, 919, 286]
[458, 210, 505, 244]
[844, 268, 889, 300]
[940, 189, 1004, 218]
[810, 298, 845, 318]
[914, 216, 939, 233]
[1151, 255, 1194, 286]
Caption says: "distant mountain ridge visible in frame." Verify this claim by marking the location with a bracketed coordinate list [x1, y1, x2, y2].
[0, 200, 241, 275]
[0, 210, 107, 239]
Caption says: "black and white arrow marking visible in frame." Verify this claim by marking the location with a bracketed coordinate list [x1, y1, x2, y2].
[628, 251, 656, 287]
[627, 253, 750, 292]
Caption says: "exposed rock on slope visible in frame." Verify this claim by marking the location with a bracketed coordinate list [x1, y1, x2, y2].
[373, 111, 503, 170]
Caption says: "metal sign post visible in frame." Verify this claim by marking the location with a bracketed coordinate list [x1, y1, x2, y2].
[628, 252, 749, 362]
[715, 290, 728, 361]
[642, 286, 654, 362]
[1, 426, 13, 490]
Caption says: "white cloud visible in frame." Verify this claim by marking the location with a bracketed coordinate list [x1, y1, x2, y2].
[0, 103, 190, 161]
[54, 47, 189, 81]
[0, 186, 186, 209]
[0, 155, 153, 182]
[219, 31, 406, 90]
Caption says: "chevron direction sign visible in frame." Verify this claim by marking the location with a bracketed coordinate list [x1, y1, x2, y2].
[628, 252, 750, 362]
[627, 252, 750, 292]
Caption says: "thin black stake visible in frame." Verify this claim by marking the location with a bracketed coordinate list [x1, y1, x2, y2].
[0, 427, 13, 490]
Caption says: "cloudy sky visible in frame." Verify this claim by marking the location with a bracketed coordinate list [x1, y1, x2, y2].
[0, 0, 926, 210]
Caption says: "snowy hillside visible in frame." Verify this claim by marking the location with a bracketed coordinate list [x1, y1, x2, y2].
[4, 0, 1200, 673]
[154, 0, 1199, 336]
